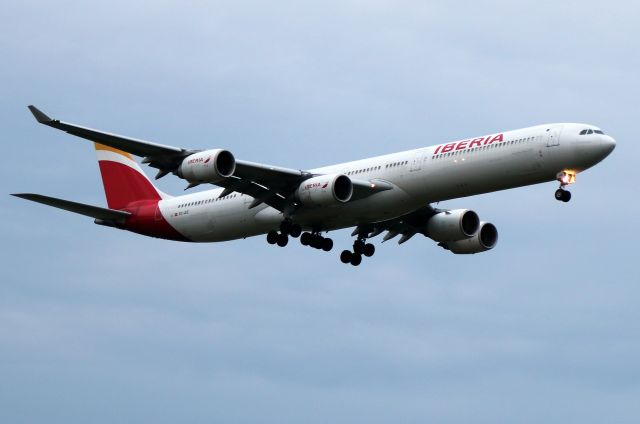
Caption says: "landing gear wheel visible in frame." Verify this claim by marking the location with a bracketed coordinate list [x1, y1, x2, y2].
[340, 250, 352, 264]
[300, 232, 312, 246]
[363, 243, 375, 257]
[350, 254, 362, 266]
[266, 231, 278, 245]
[353, 240, 365, 255]
[311, 235, 324, 249]
[322, 238, 334, 252]
[276, 233, 289, 247]
[289, 224, 302, 238]
[555, 189, 571, 202]
[280, 221, 291, 234]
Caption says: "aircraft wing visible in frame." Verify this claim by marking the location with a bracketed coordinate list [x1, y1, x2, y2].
[28, 106, 188, 158]
[29, 106, 392, 212]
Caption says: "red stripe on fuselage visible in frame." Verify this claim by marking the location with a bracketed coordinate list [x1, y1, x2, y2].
[120, 200, 190, 242]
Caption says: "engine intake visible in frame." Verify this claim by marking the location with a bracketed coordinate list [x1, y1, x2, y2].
[178, 149, 236, 184]
[440, 222, 498, 254]
[296, 174, 353, 207]
[426, 209, 480, 242]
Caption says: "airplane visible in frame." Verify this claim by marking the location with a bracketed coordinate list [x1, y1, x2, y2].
[13, 106, 616, 266]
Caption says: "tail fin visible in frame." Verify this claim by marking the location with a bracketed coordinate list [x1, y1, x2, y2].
[94, 143, 168, 209]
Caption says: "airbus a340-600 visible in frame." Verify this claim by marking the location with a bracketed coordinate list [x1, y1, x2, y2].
[14, 106, 615, 266]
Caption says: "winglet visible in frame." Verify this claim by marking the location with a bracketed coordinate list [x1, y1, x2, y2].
[27, 105, 53, 124]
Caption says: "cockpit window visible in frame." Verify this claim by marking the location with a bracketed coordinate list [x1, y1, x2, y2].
[580, 128, 605, 135]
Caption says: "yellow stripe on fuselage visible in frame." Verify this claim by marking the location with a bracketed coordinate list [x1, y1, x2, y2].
[94, 143, 134, 160]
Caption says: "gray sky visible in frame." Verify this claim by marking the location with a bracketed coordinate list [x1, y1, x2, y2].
[1, 1, 639, 423]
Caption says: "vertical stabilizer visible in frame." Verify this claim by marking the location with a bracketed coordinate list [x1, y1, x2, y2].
[94, 143, 166, 209]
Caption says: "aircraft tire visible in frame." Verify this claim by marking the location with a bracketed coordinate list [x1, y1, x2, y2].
[363, 243, 375, 257]
[350, 254, 362, 266]
[353, 240, 365, 255]
[280, 220, 291, 234]
[340, 250, 352, 263]
[267, 231, 278, 244]
[311, 235, 324, 249]
[322, 238, 334, 252]
[300, 232, 312, 246]
[277, 233, 289, 247]
[290, 224, 302, 238]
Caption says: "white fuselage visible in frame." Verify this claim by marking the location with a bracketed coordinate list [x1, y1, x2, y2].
[160, 123, 615, 242]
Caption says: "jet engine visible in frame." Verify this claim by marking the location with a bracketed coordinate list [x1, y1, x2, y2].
[177, 149, 236, 184]
[426, 209, 480, 242]
[440, 222, 498, 254]
[296, 174, 353, 207]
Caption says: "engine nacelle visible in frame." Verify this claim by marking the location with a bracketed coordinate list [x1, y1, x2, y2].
[426, 209, 480, 242]
[296, 174, 353, 207]
[440, 222, 498, 254]
[177, 149, 236, 183]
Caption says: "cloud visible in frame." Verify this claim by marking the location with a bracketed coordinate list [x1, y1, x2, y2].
[1, 0, 639, 423]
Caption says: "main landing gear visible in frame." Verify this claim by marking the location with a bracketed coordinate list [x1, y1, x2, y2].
[300, 231, 334, 252]
[267, 221, 334, 252]
[267, 221, 380, 266]
[554, 170, 576, 203]
[340, 238, 375, 267]
[266, 220, 302, 247]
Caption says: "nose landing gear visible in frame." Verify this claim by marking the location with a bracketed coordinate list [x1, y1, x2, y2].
[554, 170, 576, 203]
[555, 188, 572, 203]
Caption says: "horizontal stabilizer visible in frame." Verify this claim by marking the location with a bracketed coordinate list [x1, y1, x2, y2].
[11, 193, 131, 223]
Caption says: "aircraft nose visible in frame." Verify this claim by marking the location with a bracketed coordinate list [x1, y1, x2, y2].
[599, 135, 616, 157]
[603, 135, 616, 153]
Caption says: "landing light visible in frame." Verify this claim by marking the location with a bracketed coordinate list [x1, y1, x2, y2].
[557, 170, 577, 186]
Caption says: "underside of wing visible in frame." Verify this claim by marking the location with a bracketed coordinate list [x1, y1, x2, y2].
[351, 205, 438, 243]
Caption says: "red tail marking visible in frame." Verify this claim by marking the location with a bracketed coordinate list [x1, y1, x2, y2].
[98, 161, 161, 210]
